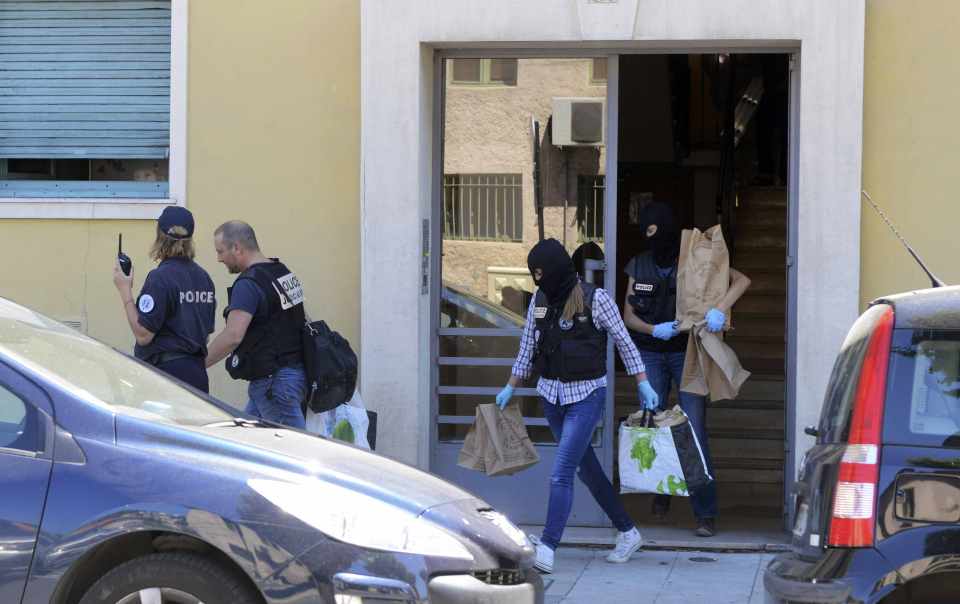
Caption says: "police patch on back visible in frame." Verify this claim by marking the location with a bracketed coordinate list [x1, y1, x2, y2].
[273, 272, 304, 309]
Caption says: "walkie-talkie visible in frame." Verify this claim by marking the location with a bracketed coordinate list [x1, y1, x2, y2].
[117, 233, 132, 276]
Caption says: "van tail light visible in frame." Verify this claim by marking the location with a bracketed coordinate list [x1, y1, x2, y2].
[828, 305, 894, 548]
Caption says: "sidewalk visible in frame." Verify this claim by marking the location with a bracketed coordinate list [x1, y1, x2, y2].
[544, 547, 775, 604]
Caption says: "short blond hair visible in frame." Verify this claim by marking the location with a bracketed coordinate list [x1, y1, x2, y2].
[150, 225, 195, 262]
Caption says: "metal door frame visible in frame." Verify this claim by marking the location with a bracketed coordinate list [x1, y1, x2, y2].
[428, 47, 801, 526]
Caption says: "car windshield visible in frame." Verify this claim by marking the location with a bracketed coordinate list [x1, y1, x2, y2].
[0, 298, 234, 427]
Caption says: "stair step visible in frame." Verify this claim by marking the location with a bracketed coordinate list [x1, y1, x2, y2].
[732, 293, 786, 314]
[725, 378, 786, 401]
[732, 248, 786, 271]
[715, 482, 784, 510]
[736, 236, 786, 251]
[711, 436, 784, 461]
[727, 338, 784, 360]
[739, 187, 788, 208]
[712, 398, 785, 410]
[730, 314, 785, 338]
[737, 222, 787, 241]
[736, 207, 788, 230]
[714, 467, 784, 485]
[711, 427, 784, 441]
[727, 332, 785, 346]
[708, 407, 785, 431]
[712, 457, 785, 471]
[743, 269, 786, 295]
[739, 357, 786, 376]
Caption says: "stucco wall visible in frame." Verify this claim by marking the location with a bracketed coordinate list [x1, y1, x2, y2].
[443, 58, 607, 299]
[861, 0, 960, 304]
[0, 0, 360, 411]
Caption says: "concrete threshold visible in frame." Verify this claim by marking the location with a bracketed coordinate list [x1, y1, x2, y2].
[520, 524, 792, 554]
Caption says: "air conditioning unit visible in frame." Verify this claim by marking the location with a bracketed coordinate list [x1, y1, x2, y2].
[552, 97, 606, 147]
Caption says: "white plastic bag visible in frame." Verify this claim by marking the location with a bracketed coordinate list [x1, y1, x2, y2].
[305, 390, 370, 450]
[618, 421, 689, 496]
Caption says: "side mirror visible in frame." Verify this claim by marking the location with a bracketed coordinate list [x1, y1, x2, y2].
[804, 425, 819, 438]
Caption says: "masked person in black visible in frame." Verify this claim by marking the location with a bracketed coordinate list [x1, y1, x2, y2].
[622, 201, 751, 537]
[113, 206, 216, 392]
[495, 238, 659, 574]
[205, 221, 307, 429]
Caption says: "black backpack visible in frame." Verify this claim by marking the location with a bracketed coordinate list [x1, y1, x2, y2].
[302, 320, 358, 413]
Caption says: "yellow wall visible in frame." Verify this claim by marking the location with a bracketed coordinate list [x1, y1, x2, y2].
[0, 0, 360, 409]
[861, 0, 960, 305]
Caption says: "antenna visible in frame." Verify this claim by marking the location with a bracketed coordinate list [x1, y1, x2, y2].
[861, 190, 945, 288]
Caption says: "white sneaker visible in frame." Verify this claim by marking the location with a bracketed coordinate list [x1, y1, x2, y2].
[605, 527, 643, 563]
[528, 534, 554, 573]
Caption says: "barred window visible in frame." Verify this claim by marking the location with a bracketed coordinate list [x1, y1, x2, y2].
[577, 174, 605, 241]
[443, 174, 522, 242]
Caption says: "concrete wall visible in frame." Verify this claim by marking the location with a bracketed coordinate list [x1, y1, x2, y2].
[362, 0, 865, 478]
[861, 0, 960, 304]
[0, 1, 360, 410]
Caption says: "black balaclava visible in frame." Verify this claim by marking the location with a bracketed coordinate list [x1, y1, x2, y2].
[571, 240, 604, 279]
[527, 238, 578, 305]
[639, 201, 681, 268]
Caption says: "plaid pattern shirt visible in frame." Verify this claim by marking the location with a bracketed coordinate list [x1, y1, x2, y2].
[511, 285, 646, 405]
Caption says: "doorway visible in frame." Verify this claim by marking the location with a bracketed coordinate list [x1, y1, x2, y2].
[614, 53, 791, 537]
[429, 52, 794, 538]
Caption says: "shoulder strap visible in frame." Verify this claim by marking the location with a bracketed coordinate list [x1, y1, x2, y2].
[580, 282, 598, 312]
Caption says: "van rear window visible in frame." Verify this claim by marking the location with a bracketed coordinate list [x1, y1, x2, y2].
[884, 329, 960, 447]
[817, 304, 891, 443]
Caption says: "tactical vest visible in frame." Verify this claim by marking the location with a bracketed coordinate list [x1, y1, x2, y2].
[627, 252, 685, 352]
[225, 260, 305, 381]
[531, 283, 607, 382]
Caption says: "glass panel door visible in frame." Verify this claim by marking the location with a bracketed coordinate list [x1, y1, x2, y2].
[431, 56, 613, 526]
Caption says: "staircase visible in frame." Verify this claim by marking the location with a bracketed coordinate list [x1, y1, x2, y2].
[717, 186, 788, 516]
[612, 186, 788, 520]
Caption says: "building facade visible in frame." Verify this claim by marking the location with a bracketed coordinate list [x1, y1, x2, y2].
[0, 0, 360, 408]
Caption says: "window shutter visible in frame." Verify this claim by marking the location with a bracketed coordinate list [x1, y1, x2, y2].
[0, 0, 171, 160]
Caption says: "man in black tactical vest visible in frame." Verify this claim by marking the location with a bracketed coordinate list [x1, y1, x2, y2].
[622, 202, 751, 538]
[205, 220, 307, 429]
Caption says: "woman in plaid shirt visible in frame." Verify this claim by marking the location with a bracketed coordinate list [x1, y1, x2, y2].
[495, 239, 660, 574]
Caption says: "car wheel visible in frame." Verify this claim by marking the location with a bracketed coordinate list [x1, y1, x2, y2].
[79, 552, 260, 604]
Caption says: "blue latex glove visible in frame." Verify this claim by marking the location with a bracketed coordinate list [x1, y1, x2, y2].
[652, 321, 679, 341]
[705, 308, 726, 333]
[496, 384, 515, 409]
[637, 380, 660, 411]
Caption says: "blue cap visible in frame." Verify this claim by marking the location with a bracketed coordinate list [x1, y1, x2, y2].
[158, 206, 194, 239]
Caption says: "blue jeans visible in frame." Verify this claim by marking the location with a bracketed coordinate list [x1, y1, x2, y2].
[643, 350, 718, 520]
[245, 364, 307, 429]
[541, 387, 635, 550]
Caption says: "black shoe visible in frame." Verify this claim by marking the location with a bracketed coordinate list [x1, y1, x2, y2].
[695, 518, 716, 538]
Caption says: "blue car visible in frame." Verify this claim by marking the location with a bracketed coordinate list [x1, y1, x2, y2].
[0, 298, 541, 604]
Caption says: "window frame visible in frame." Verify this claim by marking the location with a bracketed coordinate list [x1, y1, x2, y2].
[442, 173, 523, 242]
[0, 0, 188, 220]
[449, 58, 518, 87]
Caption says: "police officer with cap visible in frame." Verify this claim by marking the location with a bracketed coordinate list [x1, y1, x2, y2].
[204, 220, 307, 429]
[113, 206, 217, 392]
[622, 201, 751, 537]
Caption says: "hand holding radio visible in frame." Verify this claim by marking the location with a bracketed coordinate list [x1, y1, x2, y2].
[113, 233, 134, 294]
[117, 233, 132, 276]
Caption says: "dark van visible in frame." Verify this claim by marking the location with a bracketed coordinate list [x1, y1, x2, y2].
[765, 286, 960, 604]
